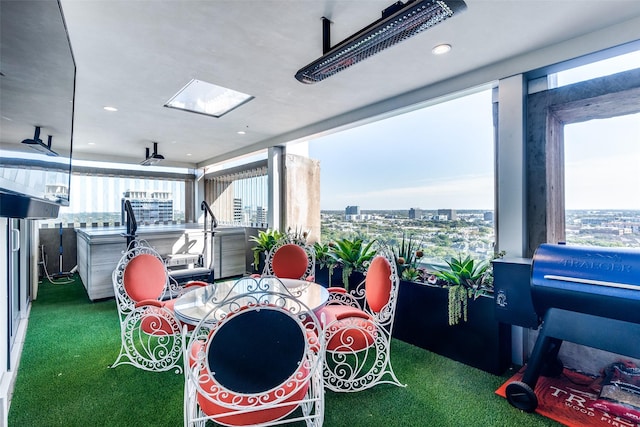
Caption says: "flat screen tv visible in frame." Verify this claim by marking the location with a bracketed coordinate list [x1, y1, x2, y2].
[0, 0, 76, 218]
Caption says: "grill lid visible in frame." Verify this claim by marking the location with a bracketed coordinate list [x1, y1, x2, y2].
[531, 244, 640, 324]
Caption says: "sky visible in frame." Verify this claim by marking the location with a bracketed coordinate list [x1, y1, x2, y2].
[308, 89, 495, 211]
[308, 51, 640, 212]
[565, 114, 640, 210]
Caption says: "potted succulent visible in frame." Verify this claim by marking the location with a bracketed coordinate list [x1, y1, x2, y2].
[434, 254, 492, 326]
[390, 232, 425, 282]
[327, 237, 377, 291]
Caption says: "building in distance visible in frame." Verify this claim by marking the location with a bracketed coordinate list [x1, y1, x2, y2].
[409, 208, 423, 219]
[437, 209, 457, 221]
[345, 205, 372, 221]
[345, 205, 360, 215]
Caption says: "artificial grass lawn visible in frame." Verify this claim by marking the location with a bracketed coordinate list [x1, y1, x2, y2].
[8, 276, 560, 426]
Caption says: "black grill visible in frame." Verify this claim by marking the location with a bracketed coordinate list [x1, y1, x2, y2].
[503, 243, 640, 413]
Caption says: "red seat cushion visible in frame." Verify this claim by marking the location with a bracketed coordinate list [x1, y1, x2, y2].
[365, 256, 392, 313]
[123, 254, 166, 302]
[271, 244, 309, 279]
[320, 305, 376, 351]
[197, 365, 310, 426]
[163, 297, 177, 312]
[136, 299, 178, 335]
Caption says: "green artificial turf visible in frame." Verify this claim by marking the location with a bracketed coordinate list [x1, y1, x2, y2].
[8, 276, 560, 426]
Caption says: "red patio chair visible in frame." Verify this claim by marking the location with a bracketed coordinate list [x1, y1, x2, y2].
[111, 240, 204, 373]
[183, 277, 324, 426]
[318, 252, 405, 392]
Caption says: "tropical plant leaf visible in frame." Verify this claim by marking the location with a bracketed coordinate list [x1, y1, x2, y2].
[435, 252, 493, 325]
[248, 229, 284, 270]
[327, 237, 377, 291]
[313, 242, 335, 270]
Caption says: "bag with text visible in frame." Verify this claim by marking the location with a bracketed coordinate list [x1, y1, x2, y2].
[592, 361, 640, 423]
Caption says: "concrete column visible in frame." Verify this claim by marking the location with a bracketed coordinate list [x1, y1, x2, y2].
[283, 153, 321, 243]
[496, 75, 527, 366]
[496, 75, 526, 258]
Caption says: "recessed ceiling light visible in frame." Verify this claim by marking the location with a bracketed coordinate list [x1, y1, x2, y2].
[164, 79, 254, 118]
[237, 130, 246, 135]
[103, 106, 118, 112]
[88, 142, 95, 145]
[187, 153, 192, 156]
[432, 44, 452, 55]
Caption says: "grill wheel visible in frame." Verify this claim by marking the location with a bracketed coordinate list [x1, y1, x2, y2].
[505, 381, 538, 412]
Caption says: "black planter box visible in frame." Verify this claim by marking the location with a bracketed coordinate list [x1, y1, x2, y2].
[314, 266, 365, 291]
[393, 280, 511, 375]
[313, 265, 342, 288]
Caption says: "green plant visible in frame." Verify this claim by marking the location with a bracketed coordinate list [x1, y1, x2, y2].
[313, 242, 335, 270]
[447, 283, 469, 326]
[248, 229, 284, 271]
[390, 233, 424, 280]
[436, 254, 490, 289]
[313, 241, 338, 286]
[434, 253, 491, 325]
[401, 266, 421, 282]
[328, 237, 377, 290]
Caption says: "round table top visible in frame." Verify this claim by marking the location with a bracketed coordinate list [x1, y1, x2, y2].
[173, 277, 329, 325]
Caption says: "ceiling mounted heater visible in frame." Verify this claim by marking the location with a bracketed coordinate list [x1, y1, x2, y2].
[21, 126, 58, 156]
[295, 0, 467, 84]
[140, 142, 165, 166]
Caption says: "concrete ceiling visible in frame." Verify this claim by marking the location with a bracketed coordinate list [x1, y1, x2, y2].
[3, 0, 640, 169]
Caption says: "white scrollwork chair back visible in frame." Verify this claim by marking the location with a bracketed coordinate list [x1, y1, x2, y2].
[259, 237, 316, 282]
[183, 277, 325, 427]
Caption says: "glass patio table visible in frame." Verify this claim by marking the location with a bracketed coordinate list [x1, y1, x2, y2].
[173, 277, 329, 326]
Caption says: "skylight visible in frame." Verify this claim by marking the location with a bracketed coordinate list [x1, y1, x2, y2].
[164, 79, 254, 118]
